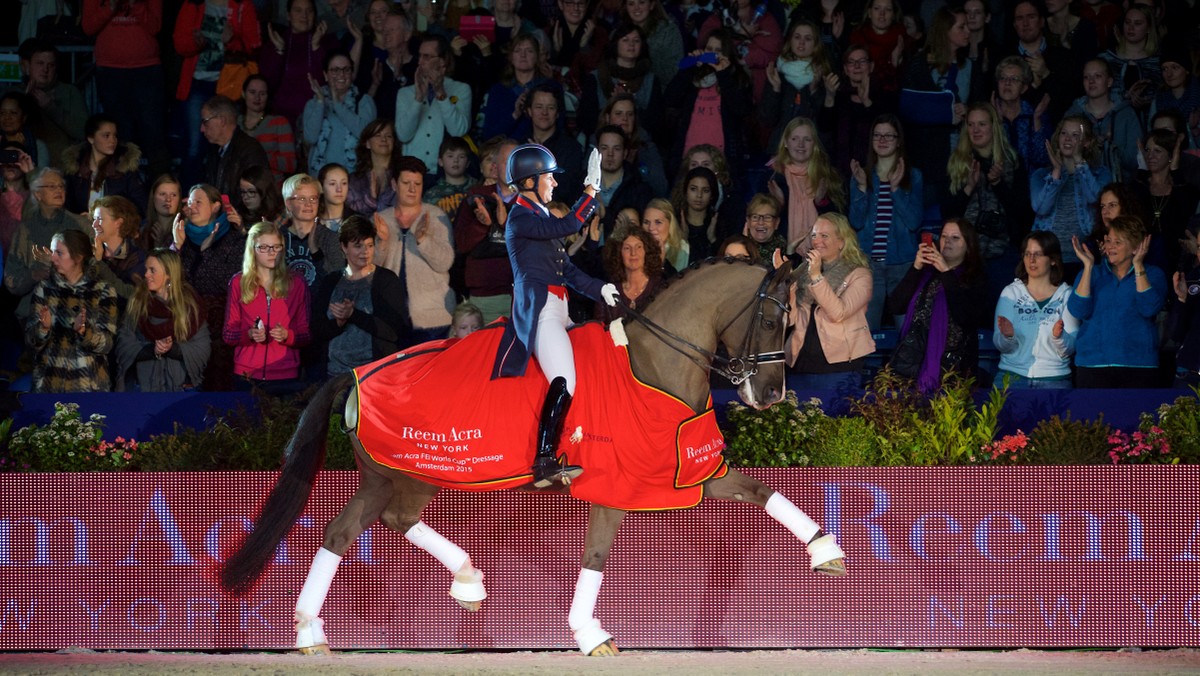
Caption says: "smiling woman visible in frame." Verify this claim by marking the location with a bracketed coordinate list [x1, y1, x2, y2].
[302, 49, 377, 173]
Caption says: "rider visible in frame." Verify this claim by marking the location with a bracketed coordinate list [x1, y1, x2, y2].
[492, 144, 617, 487]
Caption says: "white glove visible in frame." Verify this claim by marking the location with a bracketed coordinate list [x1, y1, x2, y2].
[584, 147, 601, 191]
[601, 283, 619, 307]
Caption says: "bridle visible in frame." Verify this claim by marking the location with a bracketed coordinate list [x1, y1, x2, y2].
[615, 265, 790, 385]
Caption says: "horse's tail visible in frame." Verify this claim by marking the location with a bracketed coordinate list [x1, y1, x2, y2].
[219, 372, 355, 598]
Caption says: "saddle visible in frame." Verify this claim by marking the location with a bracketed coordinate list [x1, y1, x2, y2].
[352, 321, 728, 511]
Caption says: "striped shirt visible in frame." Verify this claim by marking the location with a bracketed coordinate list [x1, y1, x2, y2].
[872, 182, 893, 259]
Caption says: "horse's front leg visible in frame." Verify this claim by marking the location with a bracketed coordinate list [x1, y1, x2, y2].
[571, 503, 625, 656]
[704, 468, 846, 576]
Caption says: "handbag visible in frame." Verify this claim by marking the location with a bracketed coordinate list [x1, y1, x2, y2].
[217, 52, 258, 101]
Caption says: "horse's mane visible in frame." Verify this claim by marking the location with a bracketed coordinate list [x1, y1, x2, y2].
[640, 257, 770, 311]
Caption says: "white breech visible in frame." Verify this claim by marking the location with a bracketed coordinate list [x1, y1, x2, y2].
[568, 568, 612, 654]
[534, 292, 576, 394]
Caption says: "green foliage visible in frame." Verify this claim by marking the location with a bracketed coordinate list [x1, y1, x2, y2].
[908, 374, 1009, 466]
[849, 368, 927, 465]
[1137, 386, 1200, 464]
[6, 402, 136, 472]
[1025, 413, 1112, 465]
[722, 391, 826, 467]
[805, 416, 881, 467]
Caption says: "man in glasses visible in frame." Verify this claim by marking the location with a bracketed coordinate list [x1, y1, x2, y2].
[200, 95, 271, 209]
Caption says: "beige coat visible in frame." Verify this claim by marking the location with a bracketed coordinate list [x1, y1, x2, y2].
[374, 203, 455, 330]
[787, 265, 876, 366]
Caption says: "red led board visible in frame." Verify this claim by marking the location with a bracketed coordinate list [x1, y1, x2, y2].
[0, 468, 1197, 649]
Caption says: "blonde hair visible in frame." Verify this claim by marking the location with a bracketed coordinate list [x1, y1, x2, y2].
[817, 213, 869, 269]
[281, 173, 322, 218]
[780, 20, 833, 80]
[448, 302, 484, 337]
[240, 221, 292, 304]
[772, 117, 846, 211]
[948, 103, 1017, 195]
[1116, 5, 1159, 56]
[644, 197, 686, 265]
[125, 249, 203, 341]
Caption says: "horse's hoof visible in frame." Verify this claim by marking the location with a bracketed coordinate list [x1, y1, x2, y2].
[298, 644, 331, 656]
[455, 598, 483, 612]
[814, 558, 847, 577]
[588, 639, 620, 656]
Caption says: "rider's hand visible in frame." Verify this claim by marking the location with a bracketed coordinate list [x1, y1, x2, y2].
[601, 283, 619, 307]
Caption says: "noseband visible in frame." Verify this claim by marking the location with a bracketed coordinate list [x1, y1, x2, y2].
[616, 267, 789, 385]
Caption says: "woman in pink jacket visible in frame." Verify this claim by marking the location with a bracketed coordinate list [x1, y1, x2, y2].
[223, 221, 310, 394]
[785, 212, 876, 392]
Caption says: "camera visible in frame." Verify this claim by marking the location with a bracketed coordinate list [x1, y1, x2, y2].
[0, 148, 21, 165]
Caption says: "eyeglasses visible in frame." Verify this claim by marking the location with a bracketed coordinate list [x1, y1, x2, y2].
[747, 214, 777, 223]
[36, 183, 66, 191]
[997, 76, 1024, 85]
[845, 58, 870, 66]
[255, 244, 284, 253]
[288, 196, 319, 204]
[1022, 252, 1047, 260]
[200, 114, 220, 126]
[872, 132, 899, 141]
[327, 66, 353, 74]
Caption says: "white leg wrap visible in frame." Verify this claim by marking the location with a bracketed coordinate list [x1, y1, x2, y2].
[449, 567, 488, 603]
[807, 533, 845, 569]
[294, 548, 340, 649]
[568, 569, 611, 654]
[405, 521, 469, 573]
[765, 492, 821, 544]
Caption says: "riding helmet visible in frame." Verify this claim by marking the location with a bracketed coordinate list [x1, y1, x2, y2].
[506, 143, 564, 186]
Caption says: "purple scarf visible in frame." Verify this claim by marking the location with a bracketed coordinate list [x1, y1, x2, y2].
[898, 268, 958, 393]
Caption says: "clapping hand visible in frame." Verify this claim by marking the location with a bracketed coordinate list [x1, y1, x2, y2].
[805, 248, 823, 279]
[888, 157, 906, 191]
[154, 336, 173, 356]
[849, 158, 867, 191]
[269, 323, 289, 343]
[311, 21, 328, 51]
[1051, 318, 1064, 339]
[997, 315, 1014, 338]
[308, 73, 324, 103]
[1070, 235, 1094, 269]
[329, 298, 354, 326]
[1132, 234, 1151, 267]
[37, 304, 52, 332]
[73, 307, 87, 335]
[267, 24, 285, 53]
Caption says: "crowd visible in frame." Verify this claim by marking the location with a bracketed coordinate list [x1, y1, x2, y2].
[2, 0, 1200, 395]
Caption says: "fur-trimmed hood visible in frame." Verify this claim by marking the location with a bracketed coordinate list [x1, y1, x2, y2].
[61, 142, 142, 177]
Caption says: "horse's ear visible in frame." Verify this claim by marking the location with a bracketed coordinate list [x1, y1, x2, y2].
[768, 258, 795, 291]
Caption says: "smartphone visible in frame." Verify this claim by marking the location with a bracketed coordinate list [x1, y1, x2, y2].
[221, 194, 233, 209]
[921, 232, 934, 247]
[255, 317, 264, 331]
[0, 148, 20, 165]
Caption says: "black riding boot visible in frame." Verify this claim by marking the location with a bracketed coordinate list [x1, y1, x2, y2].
[532, 376, 583, 488]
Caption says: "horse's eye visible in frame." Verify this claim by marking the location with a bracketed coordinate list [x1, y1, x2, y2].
[763, 319, 776, 330]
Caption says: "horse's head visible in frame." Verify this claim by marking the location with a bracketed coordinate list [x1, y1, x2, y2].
[716, 260, 793, 410]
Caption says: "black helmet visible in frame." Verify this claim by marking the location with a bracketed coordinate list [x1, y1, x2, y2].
[506, 143, 563, 186]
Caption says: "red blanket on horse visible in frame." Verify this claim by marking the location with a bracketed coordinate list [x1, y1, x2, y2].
[352, 321, 728, 510]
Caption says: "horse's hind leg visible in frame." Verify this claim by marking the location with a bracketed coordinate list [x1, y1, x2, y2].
[377, 473, 487, 612]
[704, 468, 846, 576]
[294, 440, 396, 654]
[570, 504, 625, 656]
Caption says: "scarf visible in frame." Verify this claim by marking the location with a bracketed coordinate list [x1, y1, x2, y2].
[312, 85, 363, 171]
[899, 268, 959, 393]
[185, 212, 231, 247]
[602, 59, 650, 97]
[783, 163, 818, 256]
[777, 57, 814, 91]
[795, 256, 856, 309]
[139, 293, 201, 341]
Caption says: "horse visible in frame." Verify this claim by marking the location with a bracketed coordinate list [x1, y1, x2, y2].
[218, 258, 846, 656]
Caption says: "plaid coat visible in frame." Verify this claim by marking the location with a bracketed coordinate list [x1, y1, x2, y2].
[25, 263, 119, 393]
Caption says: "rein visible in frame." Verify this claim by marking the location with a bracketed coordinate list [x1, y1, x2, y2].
[615, 266, 789, 385]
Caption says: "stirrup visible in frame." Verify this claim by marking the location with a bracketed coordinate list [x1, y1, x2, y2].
[532, 457, 583, 488]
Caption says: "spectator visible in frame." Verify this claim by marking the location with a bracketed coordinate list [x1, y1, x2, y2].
[1169, 222, 1200, 387]
[173, 183, 248, 391]
[237, 165, 286, 226]
[1031, 115, 1111, 281]
[594, 125, 654, 235]
[1068, 215, 1167, 388]
[173, 0, 261, 183]
[642, 197, 687, 273]
[697, 0, 782, 106]
[992, 231, 1076, 389]
[477, 34, 551, 142]
[201, 95, 272, 204]
[762, 20, 832, 150]
[1006, 0, 1080, 125]
[1065, 58, 1142, 182]
[671, 166, 719, 263]
[82, 0, 169, 177]
[4, 168, 89, 318]
[848, 113, 923, 331]
[818, 43, 898, 179]
[547, 0, 609, 88]
[962, 0, 1000, 83]
[316, 0, 368, 44]
[1078, 0, 1121, 53]
[1089, 181, 1146, 257]
[945, 102, 1030, 308]
[1130, 128, 1200, 276]
[373, 155, 455, 344]
[449, 301, 483, 338]
[362, 8, 416, 124]
[240, 75, 298, 185]
[455, 137, 517, 322]
[1044, 0, 1098, 55]
[520, 85, 582, 204]
[312, 214, 409, 375]
[347, 119, 400, 215]
[114, 249, 211, 391]
[0, 147, 34, 256]
[280, 173, 344, 288]
[89, 194, 148, 304]
[1151, 47, 1200, 145]
[678, 144, 744, 241]
[594, 93, 668, 200]
[786, 212, 875, 391]
[17, 39, 88, 169]
[260, 0, 338, 125]
[63, 114, 148, 218]
[423, 136, 477, 216]
[1098, 4, 1161, 117]
[0, 93, 50, 168]
[717, 234, 760, 263]
[991, 56, 1051, 173]
[742, 192, 786, 259]
[303, 48, 377, 172]
[888, 218, 989, 393]
[223, 221, 311, 392]
[767, 116, 844, 257]
[594, 224, 662, 323]
[353, 0, 395, 93]
[622, 0, 684, 94]
[141, 174, 184, 251]
[664, 29, 750, 182]
[848, 0, 909, 93]
[318, 163, 355, 232]
[26, 229, 119, 393]
[395, 34, 473, 175]
[577, 24, 664, 143]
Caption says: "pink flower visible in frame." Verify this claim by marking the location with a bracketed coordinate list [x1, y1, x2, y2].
[122, 452, 132, 460]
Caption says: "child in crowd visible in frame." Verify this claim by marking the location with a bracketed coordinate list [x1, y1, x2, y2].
[423, 137, 478, 217]
[449, 302, 484, 339]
